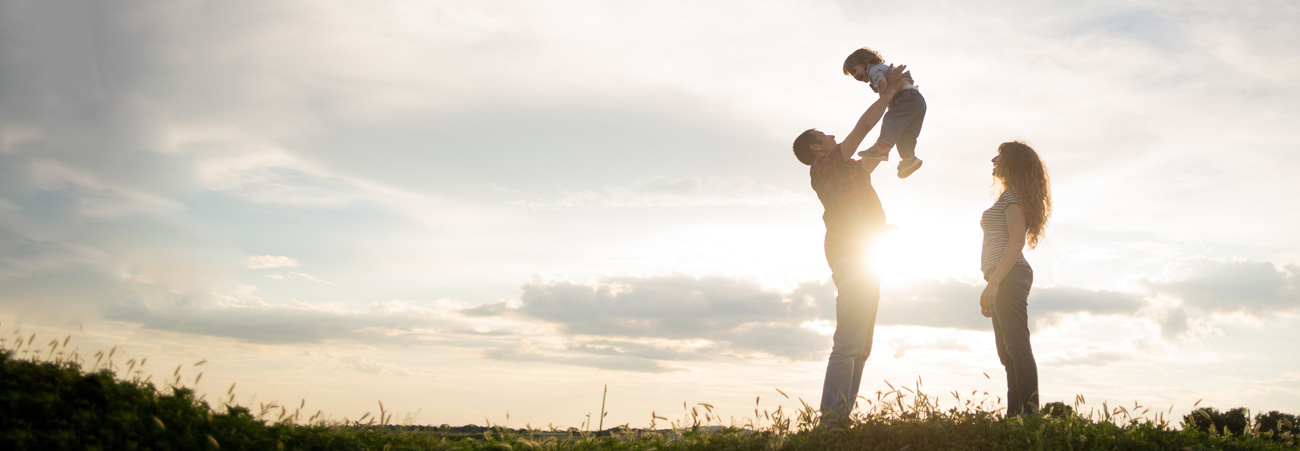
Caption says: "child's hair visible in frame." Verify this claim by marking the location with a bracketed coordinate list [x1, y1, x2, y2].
[842, 47, 885, 76]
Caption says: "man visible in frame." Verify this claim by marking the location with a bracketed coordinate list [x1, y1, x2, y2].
[790, 64, 909, 428]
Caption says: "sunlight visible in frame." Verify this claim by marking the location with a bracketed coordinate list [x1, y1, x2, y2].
[865, 220, 978, 284]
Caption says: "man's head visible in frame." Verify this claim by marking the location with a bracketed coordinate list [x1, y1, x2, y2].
[793, 128, 836, 165]
[842, 47, 884, 83]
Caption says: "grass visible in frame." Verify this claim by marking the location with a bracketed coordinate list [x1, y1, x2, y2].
[1, 328, 1296, 450]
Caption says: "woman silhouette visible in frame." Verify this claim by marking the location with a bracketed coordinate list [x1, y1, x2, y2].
[979, 141, 1052, 416]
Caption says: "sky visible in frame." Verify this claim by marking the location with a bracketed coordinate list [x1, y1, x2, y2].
[2, 0, 1298, 429]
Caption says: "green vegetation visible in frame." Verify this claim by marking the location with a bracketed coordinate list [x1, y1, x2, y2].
[1, 331, 1296, 450]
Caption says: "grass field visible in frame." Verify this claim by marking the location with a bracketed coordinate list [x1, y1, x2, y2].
[1, 330, 1295, 450]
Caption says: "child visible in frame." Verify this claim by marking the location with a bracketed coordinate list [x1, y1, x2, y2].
[843, 47, 927, 178]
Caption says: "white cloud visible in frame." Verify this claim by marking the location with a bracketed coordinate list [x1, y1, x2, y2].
[248, 255, 299, 270]
[1142, 258, 1300, 318]
[288, 271, 335, 286]
[508, 176, 811, 210]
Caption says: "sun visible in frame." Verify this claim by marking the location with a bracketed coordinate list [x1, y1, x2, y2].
[864, 220, 976, 283]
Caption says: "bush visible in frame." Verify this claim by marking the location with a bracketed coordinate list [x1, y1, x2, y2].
[1183, 407, 1251, 436]
[1042, 401, 1074, 418]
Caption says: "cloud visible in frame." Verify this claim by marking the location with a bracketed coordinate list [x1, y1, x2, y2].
[507, 176, 811, 210]
[103, 295, 543, 348]
[479, 274, 1160, 366]
[328, 354, 413, 376]
[248, 255, 300, 269]
[485, 345, 678, 373]
[1045, 350, 1131, 367]
[887, 336, 972, 359]
[287, 271, 335, 286]
[515, 275, 828, 339]
[468, 275, 836, 365]
[16, 256, 1292, 373]
[877, 280, 1147, 331]
[1142, 258, 1300, 317]
[469, 265, 1300, 370]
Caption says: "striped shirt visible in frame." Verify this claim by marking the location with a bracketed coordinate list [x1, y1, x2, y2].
[811, 145, 887, 267]
[980, 189, 1031, 275]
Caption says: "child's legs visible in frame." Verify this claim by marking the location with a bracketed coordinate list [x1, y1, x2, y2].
[873, 90, 926, 154]
[895, 103, 926, 159]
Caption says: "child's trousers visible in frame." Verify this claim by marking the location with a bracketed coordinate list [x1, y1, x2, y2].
[876, 89, 927, 158]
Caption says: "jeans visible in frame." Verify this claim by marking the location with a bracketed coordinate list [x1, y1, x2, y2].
[987, 263, 1038, 416]
[876, 89, 927, 158]
[819, 256, 881, 427]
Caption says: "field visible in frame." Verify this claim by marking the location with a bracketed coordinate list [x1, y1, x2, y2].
[1, 331, 1295, 450]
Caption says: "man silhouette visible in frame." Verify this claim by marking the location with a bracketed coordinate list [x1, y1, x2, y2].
[790, 64, 909, 428]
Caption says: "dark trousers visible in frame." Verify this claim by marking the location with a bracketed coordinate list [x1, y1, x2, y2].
[876, 89, 927, 158]
[988, 264, 1038, 416]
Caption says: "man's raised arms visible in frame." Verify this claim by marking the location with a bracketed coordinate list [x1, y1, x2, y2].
[836, 64, 910, 161]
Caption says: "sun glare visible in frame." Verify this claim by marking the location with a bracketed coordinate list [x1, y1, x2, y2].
[866, 221, 976, 283]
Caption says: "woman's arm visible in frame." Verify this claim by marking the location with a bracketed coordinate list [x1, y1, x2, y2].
[980, 203, 1028, 316]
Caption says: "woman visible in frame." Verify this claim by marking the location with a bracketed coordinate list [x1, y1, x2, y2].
[979, 141, 1051, 416]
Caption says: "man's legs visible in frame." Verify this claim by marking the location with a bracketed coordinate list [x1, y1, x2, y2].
[991, 265, 1037, 416]
[820, 257, 881, 428]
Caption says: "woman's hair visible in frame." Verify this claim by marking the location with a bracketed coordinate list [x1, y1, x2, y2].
[842, 47, 884, 76]
[994, 141, 1052, 249]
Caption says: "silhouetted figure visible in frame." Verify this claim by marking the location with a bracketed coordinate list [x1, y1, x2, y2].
[979, 141, 1053, 416]
[791, 64, 909, 429]
[842, 46, 927, 179]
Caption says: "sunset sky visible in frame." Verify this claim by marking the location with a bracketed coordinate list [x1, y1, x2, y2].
[2, 0, 1298, 428]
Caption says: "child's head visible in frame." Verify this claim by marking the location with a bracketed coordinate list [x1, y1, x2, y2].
[842, 47, 884, 81]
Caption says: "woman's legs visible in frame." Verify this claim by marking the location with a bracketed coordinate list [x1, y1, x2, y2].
[990, 265, 1037, 416]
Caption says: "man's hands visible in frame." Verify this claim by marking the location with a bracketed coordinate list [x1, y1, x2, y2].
[876, 64, 910, 99]
[838, 64, 912, 157]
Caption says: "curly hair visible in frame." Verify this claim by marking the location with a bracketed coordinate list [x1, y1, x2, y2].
[994, 141, 1052, 249]
[842, 47, 885, 76]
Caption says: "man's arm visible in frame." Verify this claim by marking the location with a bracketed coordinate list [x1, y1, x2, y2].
[837, 64, 909, 161]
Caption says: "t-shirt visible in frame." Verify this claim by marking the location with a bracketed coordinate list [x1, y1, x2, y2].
[866, 63, 917, 94]
[980, 189, 1031, 275]
[811, 145, 887, 267]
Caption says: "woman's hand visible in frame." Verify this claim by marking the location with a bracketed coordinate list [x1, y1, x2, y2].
[979, 282, 998, 318]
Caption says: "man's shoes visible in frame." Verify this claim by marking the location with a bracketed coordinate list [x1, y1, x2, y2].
[857, 146, 890, 161]
[897, 157, 923, 178]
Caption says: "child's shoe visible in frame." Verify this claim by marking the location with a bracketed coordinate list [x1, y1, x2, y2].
[897, 157, 923, 178]
[857, 145, 890, 161]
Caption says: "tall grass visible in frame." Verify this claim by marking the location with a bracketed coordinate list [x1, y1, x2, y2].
[1, 327, 1294, 450]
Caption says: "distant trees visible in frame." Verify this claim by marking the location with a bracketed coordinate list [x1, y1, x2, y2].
[1183, 407, 1296, 443]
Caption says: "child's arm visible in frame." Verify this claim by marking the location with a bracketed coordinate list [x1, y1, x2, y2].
[838, 65, 908, 159]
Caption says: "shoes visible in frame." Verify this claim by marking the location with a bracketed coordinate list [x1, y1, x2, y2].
[857, 146, 890, 161]
[897, 157, 923, 178]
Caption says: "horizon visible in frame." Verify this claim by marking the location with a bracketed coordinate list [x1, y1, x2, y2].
[1, 0, 1298, 428]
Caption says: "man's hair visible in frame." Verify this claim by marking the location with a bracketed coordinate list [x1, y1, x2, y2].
[792, 129, 820, 165]
[842, 47, 885, 76]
